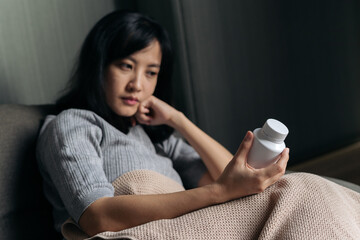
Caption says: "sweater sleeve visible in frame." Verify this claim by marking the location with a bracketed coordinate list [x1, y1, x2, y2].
[37, 109, 114, 223]
[155, 134, 207, 189]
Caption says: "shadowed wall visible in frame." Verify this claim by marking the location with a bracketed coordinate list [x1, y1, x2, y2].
[133, 0, 360, 165]
[0, 0, 117, 104]
[1, 0, 359, 165]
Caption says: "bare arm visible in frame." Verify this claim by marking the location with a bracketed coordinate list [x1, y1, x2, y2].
[79, 182, 219, 235]
[136, 96, 233, 180]
[79, 130, 289, 236]
[170, 112, 233, 180]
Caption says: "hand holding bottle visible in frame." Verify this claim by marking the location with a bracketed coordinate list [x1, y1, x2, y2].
[215, 131, 289, 201]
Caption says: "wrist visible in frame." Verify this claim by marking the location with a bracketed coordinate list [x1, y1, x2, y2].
[168, 110, 185, 129]
[205, 182, 227, 205]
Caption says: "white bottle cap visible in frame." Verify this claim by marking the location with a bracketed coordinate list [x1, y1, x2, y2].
[261, 119, 289, 143]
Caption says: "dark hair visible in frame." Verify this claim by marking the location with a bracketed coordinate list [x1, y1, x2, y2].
[57, 10, 174, 142]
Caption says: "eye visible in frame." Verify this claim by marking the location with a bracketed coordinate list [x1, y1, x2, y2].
[146, 71, 158, 78]
[118, 63, 132, 70]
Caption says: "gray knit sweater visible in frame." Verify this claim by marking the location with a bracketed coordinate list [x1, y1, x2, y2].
[36, 109, 206, 232]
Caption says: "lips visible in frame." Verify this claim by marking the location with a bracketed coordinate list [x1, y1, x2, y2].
[121, 96, 139, 106]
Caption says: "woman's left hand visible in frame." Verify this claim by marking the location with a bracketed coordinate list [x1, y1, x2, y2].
[135, 96, 179, 127]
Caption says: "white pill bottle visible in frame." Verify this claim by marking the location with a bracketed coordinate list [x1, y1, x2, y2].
[247, 119, 289, 169]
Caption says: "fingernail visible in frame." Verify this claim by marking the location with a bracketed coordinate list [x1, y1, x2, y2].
[244, 131, 251, 141]
[284, 148, 289, 154]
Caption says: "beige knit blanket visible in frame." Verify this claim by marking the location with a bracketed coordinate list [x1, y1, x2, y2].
[62, 170, 360, 240]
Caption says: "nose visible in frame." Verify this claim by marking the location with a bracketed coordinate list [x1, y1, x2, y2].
[126, 71, 142, 92]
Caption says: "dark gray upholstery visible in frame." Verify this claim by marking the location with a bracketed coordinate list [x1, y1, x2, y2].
[324, 176, 360, 193]
[0, 104, 61, 239]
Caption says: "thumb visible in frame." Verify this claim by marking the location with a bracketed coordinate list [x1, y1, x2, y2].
[140, 96, 154, 109]
[234, 131, 254, 161]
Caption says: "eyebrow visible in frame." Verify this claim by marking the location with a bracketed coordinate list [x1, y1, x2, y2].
[127, 56, 161, 68]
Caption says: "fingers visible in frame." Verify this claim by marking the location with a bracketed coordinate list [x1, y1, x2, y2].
[262, 148, 289, 182]
[234, 131, 254, 163]
[221, 142, 289, 198]
[136, 114, 150, 125]
[138, 104, 150, 114]
[277, 148, 290, 170]
[135, 96, 161, 125]
[135, 104, 152, 125]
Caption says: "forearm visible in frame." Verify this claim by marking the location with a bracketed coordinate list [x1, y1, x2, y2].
[169, 111, 233, 180]
[135, 97, 232, 179]
[79, 183, 222, 236]
[79, 131, 290, 237]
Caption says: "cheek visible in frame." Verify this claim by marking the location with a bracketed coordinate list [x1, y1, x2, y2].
[147, 80, 158, 96]
[105, 74, 123, 94]
[103, 78, 121, 107]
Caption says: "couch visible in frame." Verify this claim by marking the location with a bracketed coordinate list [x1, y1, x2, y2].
[1, 104, 359, 239]
[0, 104, 61, 239]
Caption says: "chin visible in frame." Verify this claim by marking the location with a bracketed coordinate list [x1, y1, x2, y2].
[114, 108, 137, 117]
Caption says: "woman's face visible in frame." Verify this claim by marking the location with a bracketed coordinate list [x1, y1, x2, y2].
[104, 40, 162, 117]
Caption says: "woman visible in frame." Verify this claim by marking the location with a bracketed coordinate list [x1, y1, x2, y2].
[36, 10, 288, 236]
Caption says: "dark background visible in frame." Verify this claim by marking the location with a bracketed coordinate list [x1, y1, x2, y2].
[1, 0, 359, 166]
[121, 0, 360, 166]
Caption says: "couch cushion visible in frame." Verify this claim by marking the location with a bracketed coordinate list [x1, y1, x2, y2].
[0, 104, 61, 239]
